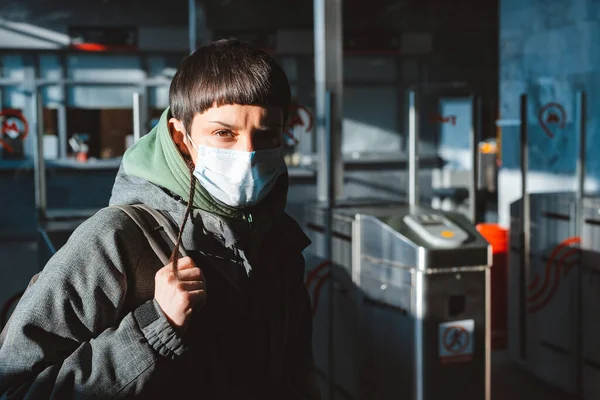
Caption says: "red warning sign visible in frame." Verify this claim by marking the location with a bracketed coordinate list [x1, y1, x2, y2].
[0, 109, 29, 153]
[439, 319, 474, 364]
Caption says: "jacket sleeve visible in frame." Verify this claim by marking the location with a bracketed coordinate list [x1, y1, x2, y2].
[285, 252, 321, 400]
[0, 208, 184, 400]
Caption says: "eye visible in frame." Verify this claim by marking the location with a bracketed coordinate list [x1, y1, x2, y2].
[214, 130, 234, 138]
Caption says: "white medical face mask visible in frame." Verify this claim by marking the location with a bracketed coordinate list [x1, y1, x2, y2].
[186, 133, 287, 208]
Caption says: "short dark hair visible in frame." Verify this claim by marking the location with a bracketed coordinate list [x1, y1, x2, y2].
[169, 39, 291, 132]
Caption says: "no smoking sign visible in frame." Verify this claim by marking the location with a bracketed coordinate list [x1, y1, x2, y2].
[439, 319, 475, 364]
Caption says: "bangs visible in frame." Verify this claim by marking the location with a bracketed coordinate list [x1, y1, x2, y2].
[169, 40, 291, 132]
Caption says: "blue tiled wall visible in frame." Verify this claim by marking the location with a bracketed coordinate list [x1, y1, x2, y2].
[500, 0, 600, 178]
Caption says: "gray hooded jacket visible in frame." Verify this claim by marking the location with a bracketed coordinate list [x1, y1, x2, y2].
[0, 167, 316, 399]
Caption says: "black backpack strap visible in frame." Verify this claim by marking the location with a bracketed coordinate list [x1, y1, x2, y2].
[111, 204, 183, 266]
[130, 204, 188, 259]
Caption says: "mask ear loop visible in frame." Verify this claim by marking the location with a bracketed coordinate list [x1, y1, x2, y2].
[185, 131, 200, 153]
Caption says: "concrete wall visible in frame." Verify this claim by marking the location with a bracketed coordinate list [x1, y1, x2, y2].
[498, 0, 600, 227]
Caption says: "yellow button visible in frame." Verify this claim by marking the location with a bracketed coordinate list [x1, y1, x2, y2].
[441, 230, 455, 238]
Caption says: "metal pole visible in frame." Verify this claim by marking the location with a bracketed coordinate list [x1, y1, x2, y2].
[324, 91, 335, 400]
[519, 93, 529, 359]
[58, 53, 68, 159]
[575, 91, 586, 210]
[188, 0, 197, 55]
[132, 92, 142, 143]
[314, 0, 343, 203]
[469, 95, 481, 224]
[57, 105, 67, 159]
[33, 90, 47, 222]
[314, 0, 343, 395]
[408, 89, 419, 209]
[575, 90, 586, 400]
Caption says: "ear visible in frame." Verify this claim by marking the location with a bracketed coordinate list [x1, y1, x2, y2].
[169, 117, 195, 163]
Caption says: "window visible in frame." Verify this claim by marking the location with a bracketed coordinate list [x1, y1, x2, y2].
[343, 86, 401, 155]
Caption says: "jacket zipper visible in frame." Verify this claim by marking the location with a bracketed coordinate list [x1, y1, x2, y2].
[246, 212, 253, 231]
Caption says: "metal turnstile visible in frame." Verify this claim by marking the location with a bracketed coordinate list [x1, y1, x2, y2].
[305, 201, 491, 400]
[304, 83, 491, 400]
[506, 92, 600, 398]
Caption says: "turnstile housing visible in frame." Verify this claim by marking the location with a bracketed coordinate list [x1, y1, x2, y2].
[304, 201, 491, 400]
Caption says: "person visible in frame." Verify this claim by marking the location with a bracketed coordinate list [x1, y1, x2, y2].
[0, 39, 320, 399]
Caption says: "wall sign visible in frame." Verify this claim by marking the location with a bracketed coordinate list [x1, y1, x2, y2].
[439, 319, 475, 364]
[0, 109, 29, 157]
[538, 102, 566, 139]
[430, 113, 457, 126]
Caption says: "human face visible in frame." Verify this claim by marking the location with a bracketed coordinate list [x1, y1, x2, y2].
[169, 104, 283, 165]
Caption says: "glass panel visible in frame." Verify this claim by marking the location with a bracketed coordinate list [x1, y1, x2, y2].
[146, 54, 182, 79]
[148, 86, 169, 109]
[1, 55, 25, 80]
[68, 86, 137, 109]
[42, 86, 63, 108]
[2, 87, 27, 110]
[437, 97, 473, 169]
[1, 55, 32, 110]
[278, 57, 298, 83]
[342, 86, 401, 155]
[39, 55, 61, 80]
[147, 55, 180, 110]
[67, 55, 144, 82]
[39, 55, 64, 107]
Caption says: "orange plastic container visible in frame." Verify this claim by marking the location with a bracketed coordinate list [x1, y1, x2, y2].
[476, 223, 508, 350]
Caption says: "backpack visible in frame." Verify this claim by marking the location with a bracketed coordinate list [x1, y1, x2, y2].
[0, 204, 183, 337]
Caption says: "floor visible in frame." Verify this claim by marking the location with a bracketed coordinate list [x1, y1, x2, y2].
[491, 352, 577, 400]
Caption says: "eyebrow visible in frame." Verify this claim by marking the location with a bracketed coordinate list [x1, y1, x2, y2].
[207, 121, 283, 130]
[208, 121, 236, 129]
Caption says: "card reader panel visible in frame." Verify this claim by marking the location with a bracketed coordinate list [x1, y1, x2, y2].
[403, 213, 469, 248]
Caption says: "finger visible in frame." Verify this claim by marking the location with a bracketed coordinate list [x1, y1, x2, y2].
[176, 257, 196, 271]
[178, 280, 205, 292]
[177, 266, 203, 281]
